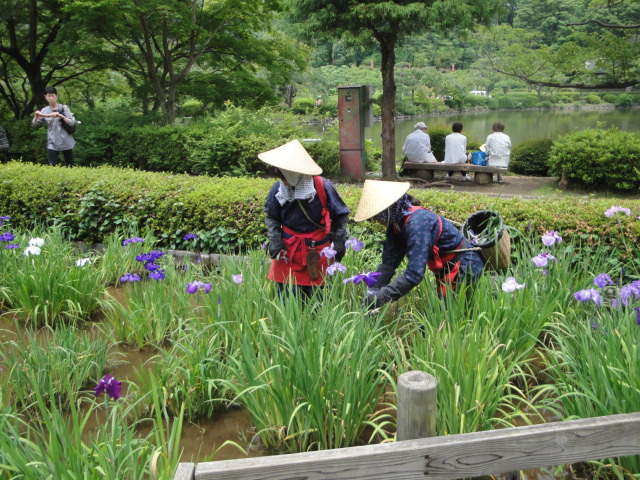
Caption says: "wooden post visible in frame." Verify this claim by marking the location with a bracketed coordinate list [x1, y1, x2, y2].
[173, 462, 196, 480]
[396, 370, 437, 441]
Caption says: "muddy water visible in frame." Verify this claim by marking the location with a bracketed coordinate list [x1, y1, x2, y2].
[0, 306, 572, 475]
[0, 310, 268, 463]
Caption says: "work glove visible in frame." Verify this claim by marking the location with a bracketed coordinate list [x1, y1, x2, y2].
[370, 264, 396, 289]
[331, 214, 349, 262]
[265, 216, 284, 260]
[365, 276, 415, 309]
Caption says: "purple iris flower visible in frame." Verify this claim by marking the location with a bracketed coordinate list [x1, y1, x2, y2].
[635, 307, 640, 326]
[342, 271, 381, 287]
[0, 232, 15, 242]
[574, 288, 603, 306]
[593, 273, 614, 289]
[321, 246, 337, 258]
[541, 230, 562, 246]
[531, 251, 556, 268]
[345, 238, 364, 251]
[620, 281, 640, 306]
[122, 237, 145, 246]
[149, 269, 165, 280]
[605, 206, 631, 218]
[186, 281, 212, 294]
[4, 244, 19, 249]
[144, 262, 160, 272]
[326, 262, 347, 275]
[94, 374, 122, 400]
[183, 233, 198, 240]
[591, 320, 599, 329]
[232, 274, 243, 285]
[120, 273, 141, 283]
[136, 250, 165, 262]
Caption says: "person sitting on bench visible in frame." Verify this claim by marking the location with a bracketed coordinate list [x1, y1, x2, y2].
[443, 122, 469, 181]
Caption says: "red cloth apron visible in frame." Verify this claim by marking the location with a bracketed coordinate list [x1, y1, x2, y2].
[268, 177, 332, 287]
[405, 206, 464, 297]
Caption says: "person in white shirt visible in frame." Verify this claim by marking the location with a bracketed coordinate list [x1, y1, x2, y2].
[485, 121, 511, 184]
[402, 122, 437, 163]
[443, 122, 469, 181]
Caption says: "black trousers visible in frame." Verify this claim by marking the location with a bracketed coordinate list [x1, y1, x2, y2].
[48, 148, 74, 166]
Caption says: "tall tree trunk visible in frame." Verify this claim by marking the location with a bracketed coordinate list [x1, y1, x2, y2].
[377, 28, 398, 181]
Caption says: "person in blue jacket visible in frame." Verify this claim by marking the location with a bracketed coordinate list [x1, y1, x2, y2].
[354, 180, 484, 308]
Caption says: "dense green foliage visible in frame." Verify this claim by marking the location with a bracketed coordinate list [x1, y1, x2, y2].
[6, 105, 378, 178]
[1, 163, 638, 255]
[510, 137, 555, 176]
[548, 128, 640, 191]
[1, 225, 639, 477]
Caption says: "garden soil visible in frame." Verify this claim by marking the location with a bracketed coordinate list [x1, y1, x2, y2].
[404, 173, 557, 199]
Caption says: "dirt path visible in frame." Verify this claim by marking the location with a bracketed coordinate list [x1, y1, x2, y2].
[405, 173, 558, 199]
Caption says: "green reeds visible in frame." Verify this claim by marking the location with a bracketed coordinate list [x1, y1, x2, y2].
[1, 229, 108, 326]
[104, 258, 194, 348]
[536, 306, 640, 478]
[219, 297, 391, 452]
[0, 323, 111, 408]
[0, 373, 185, 480]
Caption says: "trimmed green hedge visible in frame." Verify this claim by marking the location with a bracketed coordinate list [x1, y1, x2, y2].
[510, 138, 554, 176]
[548, 128, 640, 191]
[1, 163, 638, 254]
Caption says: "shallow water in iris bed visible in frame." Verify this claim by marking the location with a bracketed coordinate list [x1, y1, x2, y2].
[0, 303, 268, 463]
[0, 299, 570, 475]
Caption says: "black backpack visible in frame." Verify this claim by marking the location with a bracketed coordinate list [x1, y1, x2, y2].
[60, 105, 77, 135]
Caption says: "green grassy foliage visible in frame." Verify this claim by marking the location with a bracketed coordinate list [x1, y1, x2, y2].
[1, 221, 640, 477]
[0, 228, 109, 325]
[548, 128, 640, 191]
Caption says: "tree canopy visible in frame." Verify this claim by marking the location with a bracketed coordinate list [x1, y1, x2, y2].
[483, 0, 640, 90]
[287, 0, 502, 180]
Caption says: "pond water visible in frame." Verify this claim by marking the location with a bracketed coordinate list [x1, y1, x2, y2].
[308, 107, 639, 154]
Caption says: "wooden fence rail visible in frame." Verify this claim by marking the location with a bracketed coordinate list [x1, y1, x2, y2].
[175, 412, 640, 480]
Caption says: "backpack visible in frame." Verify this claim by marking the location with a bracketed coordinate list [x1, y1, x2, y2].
[60, 105, 77, 135]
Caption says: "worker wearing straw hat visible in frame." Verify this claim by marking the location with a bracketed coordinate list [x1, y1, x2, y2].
[259, 140, 350, 297]
[354, 180, 484, 308]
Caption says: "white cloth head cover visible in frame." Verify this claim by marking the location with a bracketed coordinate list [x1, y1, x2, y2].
[275, 169, 317, 206]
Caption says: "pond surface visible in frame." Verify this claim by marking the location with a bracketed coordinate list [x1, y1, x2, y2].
[308, 107, 639, 155]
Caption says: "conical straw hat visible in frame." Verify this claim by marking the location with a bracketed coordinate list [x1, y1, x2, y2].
[257, 139, 322, 176]
[354, 180, 411, 222]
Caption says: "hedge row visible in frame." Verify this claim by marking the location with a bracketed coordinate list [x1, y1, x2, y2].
[1, 163, 638, 255]
[5, 106, 381, 178]
[548, 129, 640, 191]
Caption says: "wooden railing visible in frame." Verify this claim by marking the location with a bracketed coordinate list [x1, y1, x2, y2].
[174, 371, 640, 480]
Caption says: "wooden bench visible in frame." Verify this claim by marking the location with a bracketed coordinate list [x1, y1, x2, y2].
[402, 161, 507, 184]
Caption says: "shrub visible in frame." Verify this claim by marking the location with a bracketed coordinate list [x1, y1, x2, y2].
[427, 125, 457, 161]
[547, 128, 640, 191]
[615, 94, 634, 107]
[495, 95, 537, 109]
[510, 138, 555, 176]
[602, 94, 618, 104]
[585, 94, 601, 105]
[291, 97, 317, 115]
[19, 104, 335, 177]
[2, 162, 639, 255]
